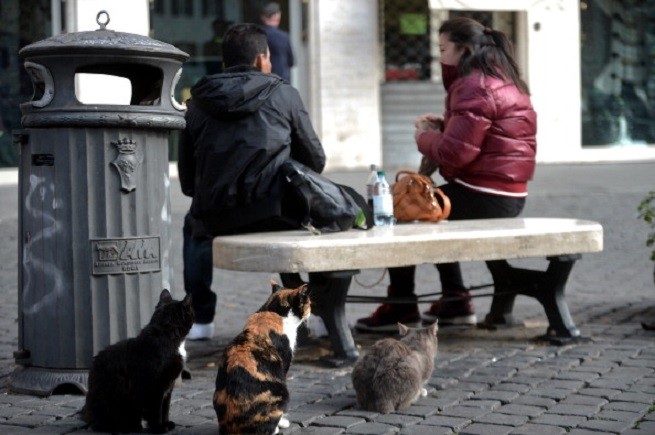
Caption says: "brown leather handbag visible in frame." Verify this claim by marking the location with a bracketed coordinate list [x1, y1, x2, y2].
[392, 171, 451, 222]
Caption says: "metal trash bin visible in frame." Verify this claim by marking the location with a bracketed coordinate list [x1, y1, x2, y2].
[9, 11, 189, 396]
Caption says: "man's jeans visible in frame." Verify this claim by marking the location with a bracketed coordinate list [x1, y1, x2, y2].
[183, 212, 216, 324]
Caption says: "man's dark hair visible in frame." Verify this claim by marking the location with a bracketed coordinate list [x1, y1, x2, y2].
[222, 23, 268, 68]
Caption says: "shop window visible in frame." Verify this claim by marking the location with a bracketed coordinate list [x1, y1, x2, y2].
[153, 0, 165, 15]
[0, 0, 54, 167]
[381, 4, 518, 83]
[580, 0, 655, 146]
[171, 0, 193, 18]
[202, 0, 222, 16]
[151, 1, 291, 102]
[382, 0, 431, 81]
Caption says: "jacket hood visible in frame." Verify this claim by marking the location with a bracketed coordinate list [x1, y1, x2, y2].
[190, 67, 283, 118]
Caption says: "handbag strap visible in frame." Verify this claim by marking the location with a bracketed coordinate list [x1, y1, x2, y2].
[395, 170, 419, 182]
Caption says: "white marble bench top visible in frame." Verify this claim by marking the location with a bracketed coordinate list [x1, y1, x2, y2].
[212, 218, 603, 273]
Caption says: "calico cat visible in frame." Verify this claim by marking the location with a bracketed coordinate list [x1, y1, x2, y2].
[213, 282, 312, 435]
[83, 289, 194, 433]
[351, 322, 438, 413]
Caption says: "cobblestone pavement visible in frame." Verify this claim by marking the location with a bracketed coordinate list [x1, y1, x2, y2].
[0, 162, 653, 434]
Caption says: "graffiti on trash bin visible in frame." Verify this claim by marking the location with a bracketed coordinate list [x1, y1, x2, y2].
[21, 174, 63, 315]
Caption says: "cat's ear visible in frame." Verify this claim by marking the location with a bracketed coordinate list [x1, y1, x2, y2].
[183, 293, 193, 305]
[270, 279, 283, 293]
[398, 323, 410, 336]
[159, 289, 173, 303]
[299, 284, 311, 297]
[429, 320, 439, 336]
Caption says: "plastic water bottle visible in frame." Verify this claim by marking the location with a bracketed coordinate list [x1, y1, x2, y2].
[366, 164, 379, 208]
[373, 170, 396, 226]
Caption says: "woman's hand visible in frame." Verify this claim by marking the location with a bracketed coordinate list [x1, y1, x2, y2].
[414, 113, 443, 139]
[414, 113, 444, 130]
[414, 113, 444, 142]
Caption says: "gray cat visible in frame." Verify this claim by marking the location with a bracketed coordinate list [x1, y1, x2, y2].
[351, 322, 438, 413]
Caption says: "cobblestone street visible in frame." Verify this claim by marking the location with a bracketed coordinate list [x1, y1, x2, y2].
[0, 162, 653, 434]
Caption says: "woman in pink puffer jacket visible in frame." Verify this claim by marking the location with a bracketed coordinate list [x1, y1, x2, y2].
[356, 16, 537, 332]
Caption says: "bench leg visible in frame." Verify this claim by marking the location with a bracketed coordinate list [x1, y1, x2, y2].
[307, 271, 360, 367]
[484, 255, 583, 344]
[538, 255, 581, 342]
[485, 260, 520, 326]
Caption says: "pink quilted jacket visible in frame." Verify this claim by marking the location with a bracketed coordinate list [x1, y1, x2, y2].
[417, 69, 537, 197]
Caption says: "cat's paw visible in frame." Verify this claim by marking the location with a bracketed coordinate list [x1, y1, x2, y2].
[278, 416, 290, 428]
[420, 388, 428, 397]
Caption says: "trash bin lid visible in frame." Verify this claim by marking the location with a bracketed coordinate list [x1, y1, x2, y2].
[19, 10, 188, 62]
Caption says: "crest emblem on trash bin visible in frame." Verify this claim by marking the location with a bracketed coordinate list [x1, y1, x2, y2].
[111, 138, 143, 192]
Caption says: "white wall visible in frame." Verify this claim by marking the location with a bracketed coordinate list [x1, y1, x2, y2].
[310, 0, 382, 170]
[523, 0, 581, 162]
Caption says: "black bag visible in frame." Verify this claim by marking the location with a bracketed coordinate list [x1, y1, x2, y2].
[281, 160, 372, 234]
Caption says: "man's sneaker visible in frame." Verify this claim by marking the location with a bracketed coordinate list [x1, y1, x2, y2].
[187, 322, 215, 340]
[355, 303, 421, 332]
[422, 292, 477, 325]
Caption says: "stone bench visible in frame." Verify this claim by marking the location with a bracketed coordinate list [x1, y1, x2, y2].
[213, 218, 603, 365]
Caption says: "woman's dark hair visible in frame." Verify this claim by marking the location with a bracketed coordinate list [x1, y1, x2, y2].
[222, 23, 268, 68]
[439, 17, 529, 94]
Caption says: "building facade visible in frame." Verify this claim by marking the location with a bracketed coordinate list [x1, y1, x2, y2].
[1, 0, 653, 169]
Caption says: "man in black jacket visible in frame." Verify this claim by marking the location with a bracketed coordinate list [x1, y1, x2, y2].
[178, 23, 325, 340]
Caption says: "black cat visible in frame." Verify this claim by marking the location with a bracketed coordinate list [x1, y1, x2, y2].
[83, 289, 194, 433]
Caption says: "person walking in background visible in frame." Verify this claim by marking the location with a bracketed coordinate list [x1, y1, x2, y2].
[356, 16, 537, 332]
[260, 2, 294, 83]
[202, 18, 232, 75]
[178, 23, 325, 340]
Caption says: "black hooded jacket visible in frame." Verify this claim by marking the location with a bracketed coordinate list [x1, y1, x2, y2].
[178, 66, 325, 235]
